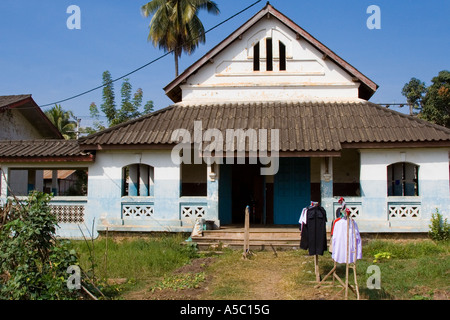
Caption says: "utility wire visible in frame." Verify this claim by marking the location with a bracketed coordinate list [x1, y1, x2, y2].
[38, 0, 263, 108]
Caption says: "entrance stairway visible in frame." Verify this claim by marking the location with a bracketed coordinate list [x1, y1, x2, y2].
[191, 225, 303, 251]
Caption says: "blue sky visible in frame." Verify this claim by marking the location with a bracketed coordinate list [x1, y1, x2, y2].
[0, 0, 449, 127]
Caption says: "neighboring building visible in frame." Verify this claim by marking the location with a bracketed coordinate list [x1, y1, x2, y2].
[0, 95, 74, 226]
[0, 139, 94, 237]
[0, 95, 62, 140]
[1, 4, 449, 238]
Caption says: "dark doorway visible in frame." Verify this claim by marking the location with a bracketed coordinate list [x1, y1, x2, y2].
[231, 164, 265, 224]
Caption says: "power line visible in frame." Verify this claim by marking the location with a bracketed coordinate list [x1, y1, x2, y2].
[38, 0, 263, 108]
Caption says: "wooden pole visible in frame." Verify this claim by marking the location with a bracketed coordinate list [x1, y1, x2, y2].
[314, 255, 320, 282]
[243, 206, 250, 258]
[352, 219, 360, 300]
[315, 261, 336, 288]
[345, 216, 350, 299]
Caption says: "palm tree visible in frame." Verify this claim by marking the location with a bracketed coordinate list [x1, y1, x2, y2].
[141, 0, 219, 77]
[45, 104, 77, 139]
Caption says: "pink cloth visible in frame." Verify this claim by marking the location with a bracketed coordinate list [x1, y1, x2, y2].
[331, 218, 362, 264]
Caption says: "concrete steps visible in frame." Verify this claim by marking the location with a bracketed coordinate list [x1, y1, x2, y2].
[191, 226, 303, 251]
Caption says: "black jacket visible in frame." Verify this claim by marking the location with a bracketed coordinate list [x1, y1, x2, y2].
[299, 205, 327, 255]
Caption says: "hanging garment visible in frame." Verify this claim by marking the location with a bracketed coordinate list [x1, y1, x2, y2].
[299, 206, 309, 250]
[298, 202, 319, 229]
[298, 207, 308, 228]
[331, 218, 362, 264]
[335, 207, 344, 219]
[300, 205, 327, 255]
[299, 205, 313, 249]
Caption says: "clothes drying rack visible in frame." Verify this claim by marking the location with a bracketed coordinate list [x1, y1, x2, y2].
[315, 215, 360, 300]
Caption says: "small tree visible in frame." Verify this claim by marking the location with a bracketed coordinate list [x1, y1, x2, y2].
[0, 192, 80, 300]
[86, 71, 155, 133]
[428, 209, 450, 242]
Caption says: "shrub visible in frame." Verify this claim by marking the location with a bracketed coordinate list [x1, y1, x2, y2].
[0, 191, 80, 300]
[428, 209, 450, 242]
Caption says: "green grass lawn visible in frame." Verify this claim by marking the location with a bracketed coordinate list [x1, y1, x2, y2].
[355, 239, 449, 299]
[313, 239, 450, 299]
[69, 233, 199, 296]
[70, 234, 449, 300]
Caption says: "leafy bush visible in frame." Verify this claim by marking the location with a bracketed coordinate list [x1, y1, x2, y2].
[0, 192, 80, 300]
[373, 251, 393, 263]
[428, 209, 450, 242]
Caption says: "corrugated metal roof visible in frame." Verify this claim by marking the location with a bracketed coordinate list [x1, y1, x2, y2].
[79, 100, 450, 152]
[43, 169, 76, 179]
[0, 140, 94, 161]
[0, 95, 32, 109]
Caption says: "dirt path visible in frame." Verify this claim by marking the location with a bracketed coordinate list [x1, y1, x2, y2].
[124, 250, 341, 300]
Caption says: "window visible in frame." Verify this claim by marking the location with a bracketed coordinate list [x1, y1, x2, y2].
[7, 168, 88, 197]
[181, 161, 207, 197]
[253, 42, 260, 71]
[253, 38, 286, 72]
[387, 162, 419, 196]
[122, 164, 154, 197]
[332, 150, 361, 197]
[279, 41, 286, 71]
[266, 38, 273, 71]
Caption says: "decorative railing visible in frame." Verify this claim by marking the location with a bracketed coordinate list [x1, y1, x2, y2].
[333, 198, 362, 219]
[49, 198, 87, 224]
[121, 202, 155, 219]
[180, 199, 207, 223]
[388, 202, 421, 219]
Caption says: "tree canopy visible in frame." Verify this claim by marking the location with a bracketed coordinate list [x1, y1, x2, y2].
[402, 70, 450, 128]
[401, 77, 427, 115]
[86, 71, 154, 134]
[421, 70, 450, 128]
[45, 104, 77, 139]
[141, 0, 220, 77]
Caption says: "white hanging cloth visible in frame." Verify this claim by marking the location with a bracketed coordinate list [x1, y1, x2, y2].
[331, 218, 362, 264]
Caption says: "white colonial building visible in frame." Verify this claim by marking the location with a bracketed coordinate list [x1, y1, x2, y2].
[1, 3, 449, 238]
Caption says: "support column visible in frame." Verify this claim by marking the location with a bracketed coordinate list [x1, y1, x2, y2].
[320, 157, 333, 198]
[321, 157, 333, 226]
[28, 169, 36, 194]
[139, 164, 149, 197]
[0, 166, 7, 203]
[51, 170, 59, 196]
[207, 163, 220, 228]
[129, 165, 139, 196]
[35, 170, 44, 193]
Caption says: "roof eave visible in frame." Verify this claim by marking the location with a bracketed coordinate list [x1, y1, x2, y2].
[0, 155, 95, 163]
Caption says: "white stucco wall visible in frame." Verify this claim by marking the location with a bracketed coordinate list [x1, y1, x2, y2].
[0, 109, 43, 140]
[180, 17, 359, 103]
[358, 148, 450, 232]
[88, 150, 211, 235]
